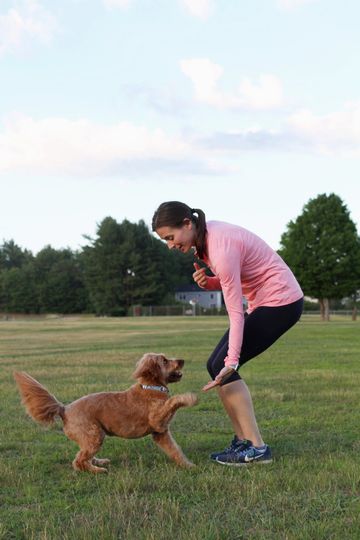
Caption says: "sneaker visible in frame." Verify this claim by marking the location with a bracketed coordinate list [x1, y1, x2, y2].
[215, 441, 272, 466]
[210, 436, 252, 461]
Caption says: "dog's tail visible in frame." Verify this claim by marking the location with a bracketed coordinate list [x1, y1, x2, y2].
[14, 371, 65, 425]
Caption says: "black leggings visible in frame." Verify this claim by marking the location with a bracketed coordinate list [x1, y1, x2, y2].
[207, 297, 304, 385]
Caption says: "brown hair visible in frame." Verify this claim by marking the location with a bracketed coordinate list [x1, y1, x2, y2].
[152, 201, 207, 259]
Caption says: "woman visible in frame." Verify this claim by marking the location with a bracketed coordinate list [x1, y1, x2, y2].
[152, 201, 303, 466]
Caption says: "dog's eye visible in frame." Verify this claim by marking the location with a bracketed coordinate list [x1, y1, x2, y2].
[162, 357, 168, 364]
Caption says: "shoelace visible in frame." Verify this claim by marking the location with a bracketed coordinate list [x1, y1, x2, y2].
[233, 440, 252, 454]
[215, 437, 252, 456]
[224, 436, 240, 452]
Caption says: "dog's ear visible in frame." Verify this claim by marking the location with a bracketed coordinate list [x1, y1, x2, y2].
[132, 353, 163, 383]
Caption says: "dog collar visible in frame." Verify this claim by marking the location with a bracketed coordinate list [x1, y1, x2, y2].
[141, 384, 168, 393]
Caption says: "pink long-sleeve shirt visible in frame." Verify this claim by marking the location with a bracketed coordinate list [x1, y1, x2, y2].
[200, 221, 303, 368]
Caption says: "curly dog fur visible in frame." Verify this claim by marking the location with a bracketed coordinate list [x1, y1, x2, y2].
[14, 353, 198, 473]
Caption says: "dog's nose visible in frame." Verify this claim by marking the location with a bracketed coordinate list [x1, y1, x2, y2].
[177, 359, 184, 368]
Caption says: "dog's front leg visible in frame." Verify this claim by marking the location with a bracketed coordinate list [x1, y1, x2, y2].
[152, 430, 194, 468]
[150, 393, 197, 432]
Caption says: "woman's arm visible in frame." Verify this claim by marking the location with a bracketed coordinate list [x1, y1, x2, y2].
[202, 253, 244, 391]
[211, 248, 245, 368]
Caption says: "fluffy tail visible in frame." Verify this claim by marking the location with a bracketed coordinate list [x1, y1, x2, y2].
[14, 371, 65, 425]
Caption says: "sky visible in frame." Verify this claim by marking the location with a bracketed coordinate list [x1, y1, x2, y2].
[0, 0, 359, 254]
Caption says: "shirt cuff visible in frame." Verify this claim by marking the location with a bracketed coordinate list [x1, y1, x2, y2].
[205, 276, 222, 290]
[224, 357, 239, 370]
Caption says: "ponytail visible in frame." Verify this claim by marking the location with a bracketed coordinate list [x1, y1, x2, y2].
[190, 207, 207, 259]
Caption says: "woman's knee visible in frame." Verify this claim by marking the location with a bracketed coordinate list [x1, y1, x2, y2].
[221, 370, 242, 386]
[206, 354, 225, 379]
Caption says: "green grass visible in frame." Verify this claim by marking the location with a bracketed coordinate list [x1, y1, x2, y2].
[1, 315, 360, 539]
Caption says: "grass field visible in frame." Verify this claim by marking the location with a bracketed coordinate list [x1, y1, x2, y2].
[1, 315, 360, 539]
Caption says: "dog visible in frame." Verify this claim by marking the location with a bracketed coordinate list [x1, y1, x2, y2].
[14, 353, 198, 473]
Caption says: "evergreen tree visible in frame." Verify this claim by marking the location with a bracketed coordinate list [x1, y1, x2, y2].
[82, 217, 129, 315]
[0, 265, 39, 313]
[0, 240, 32, 270]
[279, 193, 360, 320]
[0, 241, 36, 313]
[82, 217, 195, 315]
[34, 246, 88, 313]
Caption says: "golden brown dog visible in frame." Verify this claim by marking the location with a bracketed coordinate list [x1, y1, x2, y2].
[14, 353, 198, 473]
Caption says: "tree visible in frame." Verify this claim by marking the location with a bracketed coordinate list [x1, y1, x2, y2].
[82, 217, 195, 315]
[279, 193, 360, 321]
[0, 240, 33, 270]
[0, 241, 37, 313]
[0, 265, 39, 313]
[82, 217, 128, 315]
[34, 246, 89, 313]
[82, 218, 163, 315]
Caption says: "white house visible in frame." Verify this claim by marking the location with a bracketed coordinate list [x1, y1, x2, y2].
[175, 284, 222, 309]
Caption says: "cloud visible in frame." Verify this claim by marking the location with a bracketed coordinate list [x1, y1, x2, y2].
[288, 102, 360, 157]
[0, 112, 224, 177]
[3, 103, 358, 181]
[200, 102, 360, 158]
[122, 84, 191, 117]
[179, 0, 213, 19]
[202, 129, 293, 152]
[0, 0, 58, 56]
[180, 58, 284, 110]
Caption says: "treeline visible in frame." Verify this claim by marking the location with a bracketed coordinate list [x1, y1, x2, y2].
[1, 193, 360, 319]
[0, 217, 194, 315]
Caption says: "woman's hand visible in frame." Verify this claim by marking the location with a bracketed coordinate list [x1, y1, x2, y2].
[193, 263, 208, 288]
[202, 366, 236, 392]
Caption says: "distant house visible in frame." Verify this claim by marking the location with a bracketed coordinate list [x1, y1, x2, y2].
[175, 284, 222, 310]
[175, 284, 248, 312]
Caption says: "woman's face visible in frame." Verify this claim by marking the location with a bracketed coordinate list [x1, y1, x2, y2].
[156, 219, 196, 253]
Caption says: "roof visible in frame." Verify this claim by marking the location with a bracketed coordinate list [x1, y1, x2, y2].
[175, 284, 219, 293]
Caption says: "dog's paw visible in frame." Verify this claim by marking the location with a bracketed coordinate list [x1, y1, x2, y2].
[92, 457, 110, 467]
[92, 466, 109, 474]
[181, 459, 196, 469]
[182, 392, 198, 407]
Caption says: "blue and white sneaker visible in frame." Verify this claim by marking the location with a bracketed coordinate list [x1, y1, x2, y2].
[210, 436, 252, 461]
[215, 440, 272, 466]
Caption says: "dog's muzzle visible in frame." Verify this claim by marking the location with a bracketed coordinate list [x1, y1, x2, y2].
[168, 370, 182, 382]
[167, 359, 184, 382]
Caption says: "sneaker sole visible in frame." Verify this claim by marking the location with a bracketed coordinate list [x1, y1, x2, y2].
[215, 458, 273, 467]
